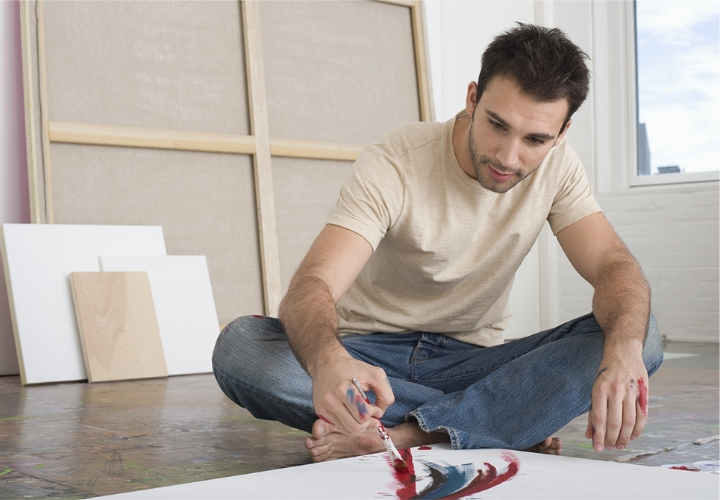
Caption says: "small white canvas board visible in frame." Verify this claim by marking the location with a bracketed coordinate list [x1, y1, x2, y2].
[0, 224, 166, 385]
[99, 255, 219, 375]
[98, 445, 718, 500]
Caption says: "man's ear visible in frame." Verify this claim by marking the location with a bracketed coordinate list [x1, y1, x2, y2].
[465, 81, 478, 117]
[556, 117, 572, 145]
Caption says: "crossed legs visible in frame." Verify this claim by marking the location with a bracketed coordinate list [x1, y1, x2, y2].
[212, 313, 663, 461]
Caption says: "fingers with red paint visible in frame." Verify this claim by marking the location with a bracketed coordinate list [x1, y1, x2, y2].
[586, 355, 649, 452]
[632, 378, 649, 440]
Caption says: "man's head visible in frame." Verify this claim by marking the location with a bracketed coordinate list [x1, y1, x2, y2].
[463, 24, 590, 193]
[477, 23, 590, 131]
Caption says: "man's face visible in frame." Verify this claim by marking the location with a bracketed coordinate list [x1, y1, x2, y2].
[466, 76, 571, 193]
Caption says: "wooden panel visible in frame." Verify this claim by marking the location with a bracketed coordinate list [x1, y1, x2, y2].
[50, 144, 264, 324]
[243, 0, 282, 316]
[260, 0, 421, 145]
[49, 121, 365, 161]
[49, 121, 257, 155]
[70, 272, 168, 383]
[41, 1, 250, 135]
[272, 157, 355, 292]
[19, 0, 45, 222]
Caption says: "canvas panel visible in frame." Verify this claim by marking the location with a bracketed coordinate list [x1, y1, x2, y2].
[50, 143, 263, 324]
[260, 0, 420, 145]
[42, 1, 250, 135]
[272, 157, 354, 293]
[95, 445, 720, 499]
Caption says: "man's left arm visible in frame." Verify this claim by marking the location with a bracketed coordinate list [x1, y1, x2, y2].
[556, 212, 651, 452]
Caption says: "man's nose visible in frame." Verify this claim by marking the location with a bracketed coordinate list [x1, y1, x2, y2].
[495, 139, 520, 169]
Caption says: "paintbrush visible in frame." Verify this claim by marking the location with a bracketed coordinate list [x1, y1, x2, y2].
[351, 377, 408, 471]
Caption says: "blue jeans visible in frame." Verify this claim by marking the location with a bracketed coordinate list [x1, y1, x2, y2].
[212, 313, 663, 450]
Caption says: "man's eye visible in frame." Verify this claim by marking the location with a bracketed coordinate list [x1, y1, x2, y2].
[489, 119, 504, 131]
[528, 137, 546, 146]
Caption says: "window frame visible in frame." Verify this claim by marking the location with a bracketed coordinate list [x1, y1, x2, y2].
[627, 0, 719, 187]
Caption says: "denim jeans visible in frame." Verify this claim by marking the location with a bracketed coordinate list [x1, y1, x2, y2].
[212, 313, 663, 450]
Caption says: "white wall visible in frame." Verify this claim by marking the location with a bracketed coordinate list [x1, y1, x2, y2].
[0, 0, 30, 375]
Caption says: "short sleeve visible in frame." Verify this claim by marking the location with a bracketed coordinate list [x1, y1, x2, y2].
[327, 144, 405, 250]
[547, 143, 602, 235]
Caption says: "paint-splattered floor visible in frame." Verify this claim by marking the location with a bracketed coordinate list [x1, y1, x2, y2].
[0, 341, 717, 499]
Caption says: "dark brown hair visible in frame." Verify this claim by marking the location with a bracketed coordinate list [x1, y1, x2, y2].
[478, 23, 590, 131]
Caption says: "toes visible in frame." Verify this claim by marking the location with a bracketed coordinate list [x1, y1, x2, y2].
[311, 419, 327, 440]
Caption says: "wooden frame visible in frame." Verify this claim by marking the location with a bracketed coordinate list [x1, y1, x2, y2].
[21, 0, 432, 317]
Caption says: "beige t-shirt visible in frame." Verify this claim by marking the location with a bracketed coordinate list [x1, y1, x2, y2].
[328, 115, 601, 347]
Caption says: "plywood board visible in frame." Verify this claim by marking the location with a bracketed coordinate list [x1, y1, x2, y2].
[272, 157, 355, 292]
[41, 0, 249, 135]
[70, 272, 167, 383]
[50, 143, 263, 324]
[0, 224, 166, 385]
[99, 256, 220, 376]
[96, 445, 719, 499]
[260, 0, 421, 145]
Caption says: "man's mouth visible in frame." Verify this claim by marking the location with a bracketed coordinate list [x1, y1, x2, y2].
[487, 163, 515, 182]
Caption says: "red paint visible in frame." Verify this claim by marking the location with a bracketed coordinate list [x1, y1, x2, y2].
[317, 414, 334, 425]
[669, 466, 700, 472]
[441, 452, 520, 500]
[388, 449, 417, 499]
[388, 449, 519, 500]
[252, 315, 263, 319]
[637, 378, 648, 416]
[418, 445, 432, 450]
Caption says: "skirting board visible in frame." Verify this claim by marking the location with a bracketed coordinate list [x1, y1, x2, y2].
[99, 255, 220, 376]
[0, 224, 166, 385]
[70, 272, 168, 383]
[96, 445, 719, 499]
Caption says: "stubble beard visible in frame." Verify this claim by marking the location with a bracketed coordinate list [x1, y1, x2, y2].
[468, 117, 538, 194]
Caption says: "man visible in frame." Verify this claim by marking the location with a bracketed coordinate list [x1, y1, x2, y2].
[213, 23, 663, 463]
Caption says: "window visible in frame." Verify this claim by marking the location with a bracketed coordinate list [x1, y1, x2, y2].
[634, 0, 719, 184]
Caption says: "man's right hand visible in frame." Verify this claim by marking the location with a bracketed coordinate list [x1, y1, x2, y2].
[309, 353, 394, 434]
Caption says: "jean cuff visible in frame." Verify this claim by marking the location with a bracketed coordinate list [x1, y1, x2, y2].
[407, 409, 461, 450]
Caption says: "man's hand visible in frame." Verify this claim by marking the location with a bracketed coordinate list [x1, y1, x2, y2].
[310, 354, 394, 435]
[585, 349, 649, 451]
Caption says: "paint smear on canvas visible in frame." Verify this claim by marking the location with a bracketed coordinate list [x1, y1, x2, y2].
[387, 449, 519, 499]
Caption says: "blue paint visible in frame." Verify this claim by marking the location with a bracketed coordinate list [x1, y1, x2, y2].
[415, 461, 476, 499]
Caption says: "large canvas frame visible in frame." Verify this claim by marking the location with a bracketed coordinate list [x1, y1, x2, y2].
[19, 0, 432, 324]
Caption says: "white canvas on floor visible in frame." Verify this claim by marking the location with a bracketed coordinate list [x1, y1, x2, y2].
[99, 255, 220, 375]
[98, 445, 718, 500]
[0, 224, 166, 385]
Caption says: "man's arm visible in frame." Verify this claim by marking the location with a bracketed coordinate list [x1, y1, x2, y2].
[278, 224, 393, 434]
[556, 212, 651, 452]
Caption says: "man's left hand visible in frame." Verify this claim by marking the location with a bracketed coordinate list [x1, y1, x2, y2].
[584, 350, 649, 452]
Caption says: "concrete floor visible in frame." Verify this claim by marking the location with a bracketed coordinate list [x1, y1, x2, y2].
[0, 341, 717, 499]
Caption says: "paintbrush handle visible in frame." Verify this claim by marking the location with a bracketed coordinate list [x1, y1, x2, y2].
[351, 378, 405, 464]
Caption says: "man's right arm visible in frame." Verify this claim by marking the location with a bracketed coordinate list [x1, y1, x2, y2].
[278, 224, 393, 434]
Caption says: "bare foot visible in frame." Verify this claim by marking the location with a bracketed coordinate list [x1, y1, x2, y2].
[305, 418, 448, 463]
[305, 419, 385, 463]
[525, 436, 562, 455]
